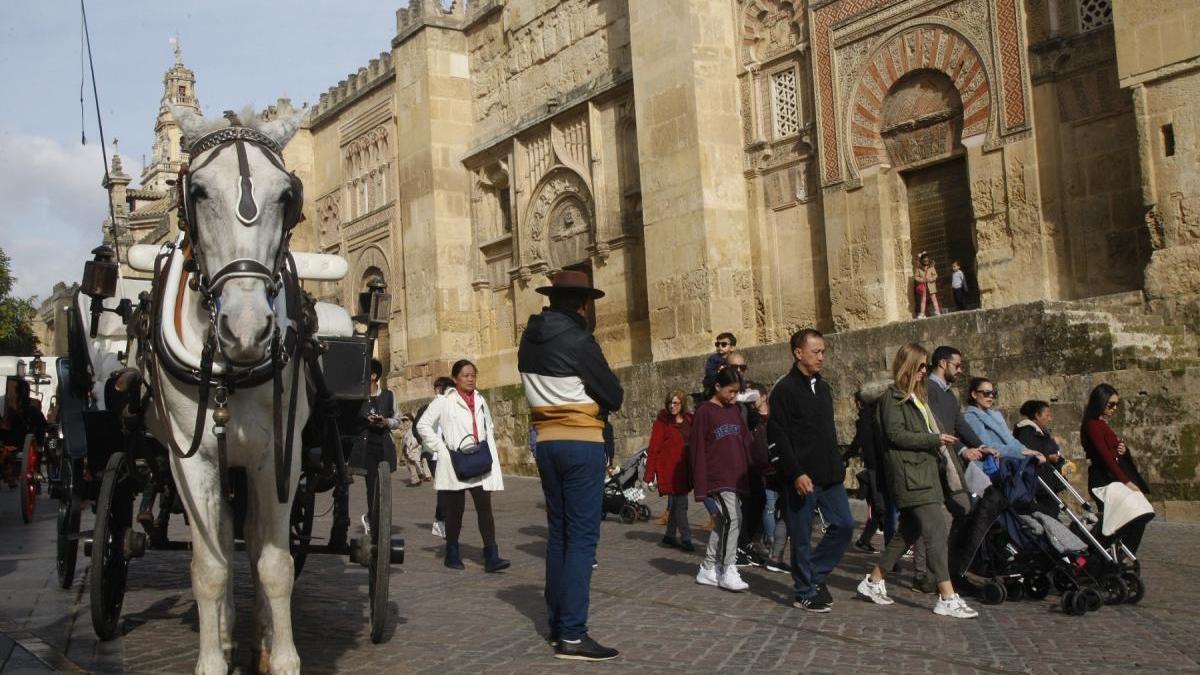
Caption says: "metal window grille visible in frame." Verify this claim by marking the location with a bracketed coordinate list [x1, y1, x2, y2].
[771, 68, 800, 139]
[1079, 0, 1112, 32]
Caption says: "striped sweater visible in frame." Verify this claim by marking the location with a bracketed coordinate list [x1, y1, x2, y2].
[517, 307, 623, 443]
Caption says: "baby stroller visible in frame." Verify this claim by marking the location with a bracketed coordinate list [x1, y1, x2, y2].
[1029, 470, 1150, 615]
[601, 447, 651, 524]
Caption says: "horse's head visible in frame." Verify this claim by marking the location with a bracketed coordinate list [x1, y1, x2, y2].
[172, 106, 306, 365]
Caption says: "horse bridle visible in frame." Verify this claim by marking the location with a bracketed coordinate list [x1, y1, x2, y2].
[154, 125, 310, 504]
[179, 125, 304, 301]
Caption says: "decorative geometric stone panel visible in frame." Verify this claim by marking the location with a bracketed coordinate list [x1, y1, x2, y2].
[771, 68, 801, 139]
[1078, 0, 1113, 32]
[524, 167, 594, 269]
[993, 0, 1028, 132]
[847, 25, 988, 174]
[741, 0, 807, 65]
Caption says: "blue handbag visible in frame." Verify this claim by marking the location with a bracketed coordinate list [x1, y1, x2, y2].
[450, 436, 493, 480]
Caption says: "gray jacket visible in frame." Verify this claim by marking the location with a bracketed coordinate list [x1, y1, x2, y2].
[926, 379, 984, 454]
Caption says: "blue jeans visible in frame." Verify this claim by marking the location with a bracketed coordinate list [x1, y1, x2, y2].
[534, 439, 606, 641]
[762, 488, 780, 546]
[782, 483, 854, 600]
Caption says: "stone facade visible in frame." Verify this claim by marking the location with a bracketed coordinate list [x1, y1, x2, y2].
[43, 1, 1200, 507]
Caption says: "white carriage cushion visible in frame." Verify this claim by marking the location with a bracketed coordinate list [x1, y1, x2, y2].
[314, 303, 354, 338]
[292, 252, 348, 281]
[127, 244, 162, 273]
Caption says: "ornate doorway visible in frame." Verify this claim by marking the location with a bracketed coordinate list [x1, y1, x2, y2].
[903, 157, 976, 309]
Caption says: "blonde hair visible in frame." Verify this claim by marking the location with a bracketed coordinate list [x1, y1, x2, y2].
[664, 389, 689, 414]
[892, 342, 930, 401]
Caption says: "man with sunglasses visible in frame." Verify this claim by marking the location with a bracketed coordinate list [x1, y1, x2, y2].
[926, 346, 991, 463]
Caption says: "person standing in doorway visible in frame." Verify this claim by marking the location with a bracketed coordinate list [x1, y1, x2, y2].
[950, 260, 968, 311]
[767, 329, 855, 612]
[914, 253, 942, 318]
[519, 270, 624, 661]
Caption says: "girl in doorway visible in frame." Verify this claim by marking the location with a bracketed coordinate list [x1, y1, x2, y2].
[913, 252, 942, 318]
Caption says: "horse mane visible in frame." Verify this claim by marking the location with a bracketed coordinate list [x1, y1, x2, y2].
[169, 104, 307, 150]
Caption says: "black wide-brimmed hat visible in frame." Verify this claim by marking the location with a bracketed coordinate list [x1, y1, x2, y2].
[535, 270, 605, 299]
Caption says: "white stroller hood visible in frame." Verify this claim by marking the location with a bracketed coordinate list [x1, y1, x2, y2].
[1093, 482, 1155, 537]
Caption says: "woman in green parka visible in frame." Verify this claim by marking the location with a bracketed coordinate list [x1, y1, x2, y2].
[854, 343, 979, 619]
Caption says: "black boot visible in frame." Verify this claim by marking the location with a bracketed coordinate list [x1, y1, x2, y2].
[445, 542, 465, 570]
[483, 544, 510, 572]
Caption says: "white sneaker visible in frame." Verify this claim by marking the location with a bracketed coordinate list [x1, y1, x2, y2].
[934, 593, 979, 619]
[719, 565, 749, 592]
[361, 513, 371, 536]
[856, 575, 895, 605]
[431, 520, 446, 538]
[695, 564, 719, 587]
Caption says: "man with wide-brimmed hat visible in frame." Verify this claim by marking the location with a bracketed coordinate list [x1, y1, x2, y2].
[518, 270, 623, 661]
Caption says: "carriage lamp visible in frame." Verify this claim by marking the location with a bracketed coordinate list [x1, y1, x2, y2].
[15, 359, 27, 379]
[357, 278, 392, 339]
[81, 245, 119, 300]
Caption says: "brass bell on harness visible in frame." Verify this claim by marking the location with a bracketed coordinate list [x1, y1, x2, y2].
[212, 406, 231, 426]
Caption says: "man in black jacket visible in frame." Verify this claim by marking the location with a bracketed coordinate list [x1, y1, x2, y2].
[767, 329, 854, 612]
[518, 270, 623, 661]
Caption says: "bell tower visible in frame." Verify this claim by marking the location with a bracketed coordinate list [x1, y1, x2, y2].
[141, 39, 200, 193]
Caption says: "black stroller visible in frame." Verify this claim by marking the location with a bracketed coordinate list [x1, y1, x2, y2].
[601, 447, 651, 524]
[956, 456, 1149, 615]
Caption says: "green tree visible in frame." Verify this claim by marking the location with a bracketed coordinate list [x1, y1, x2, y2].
[0, 247, 39, 355]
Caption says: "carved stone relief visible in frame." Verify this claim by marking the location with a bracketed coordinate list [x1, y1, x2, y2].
[525, 167, 594, 269]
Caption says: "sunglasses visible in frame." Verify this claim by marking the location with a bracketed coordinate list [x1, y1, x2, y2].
[725, 364, 748, 372]
[1105, 401, 1120, 410]
[918, 363, 929, 372]
[975, 389, 998, 398]
[715, 341, 731, 348]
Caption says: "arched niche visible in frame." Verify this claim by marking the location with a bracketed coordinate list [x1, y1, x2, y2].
[524, 167, 594, 270]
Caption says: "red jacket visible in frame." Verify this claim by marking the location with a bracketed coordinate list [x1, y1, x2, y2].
[644, 410, 692, 496]
[1082, 418, 1130, 484]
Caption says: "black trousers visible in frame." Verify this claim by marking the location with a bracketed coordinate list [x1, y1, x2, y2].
[441, 486, 496, 547]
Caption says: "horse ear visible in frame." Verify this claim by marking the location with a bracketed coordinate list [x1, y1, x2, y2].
[169, 105, 223, 146]
[256, 109, 307, 149]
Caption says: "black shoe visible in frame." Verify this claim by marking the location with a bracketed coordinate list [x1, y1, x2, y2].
[444, 542, 465, 570]
[679, 540, 696, 552]
[554, 635, 619, 661]
[735, 546, 759, 568]
[912, 575, 938, 595]
[660, 535, 679, 549]
[854, 539, 877, 553]
[814, 583, 834, 606]
[483, 544, 511, 573]
[793, 596, 832, 613]
[763, 558, 789, 574]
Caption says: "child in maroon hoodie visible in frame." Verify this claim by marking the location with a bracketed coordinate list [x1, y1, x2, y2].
[690, 368, 755, 592]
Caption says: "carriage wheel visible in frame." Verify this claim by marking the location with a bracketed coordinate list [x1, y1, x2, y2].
[368, 461, 391, 644]
[19, 434, 38, 523]
[1081, 587, 1104, 613]
[290, 481, 315, 578]
[636, 504, 652, 522]
[90, 452, 133, 641]
[57, 459, 82, 590]
[1004, 579, 1026, 602]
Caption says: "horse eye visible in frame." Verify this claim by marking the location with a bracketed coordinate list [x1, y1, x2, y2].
[189, 184, 208, 200]
[278, 188, 294, 204]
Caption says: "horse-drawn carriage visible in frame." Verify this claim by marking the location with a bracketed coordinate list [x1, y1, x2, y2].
[1, 354, 56, 524]
[54, 107, 401, 671]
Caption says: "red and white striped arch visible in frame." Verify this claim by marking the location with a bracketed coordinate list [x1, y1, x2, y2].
[846, 25, 992, 175]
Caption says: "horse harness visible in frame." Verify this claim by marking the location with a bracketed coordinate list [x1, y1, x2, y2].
[140, 124, 313, 504]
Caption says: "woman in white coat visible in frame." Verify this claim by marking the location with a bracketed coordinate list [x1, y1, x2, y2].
[416, 359, 509, 572]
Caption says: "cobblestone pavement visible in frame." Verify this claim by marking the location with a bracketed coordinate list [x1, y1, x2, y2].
[1, 473, 1198, 674]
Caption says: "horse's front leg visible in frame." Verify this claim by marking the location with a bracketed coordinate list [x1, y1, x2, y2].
[175, 456, 234, 675]
[246, 471, 300, 675]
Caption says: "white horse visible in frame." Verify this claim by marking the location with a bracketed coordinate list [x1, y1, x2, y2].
[147, 105, 308, 674]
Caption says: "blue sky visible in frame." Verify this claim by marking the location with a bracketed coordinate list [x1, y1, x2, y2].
[0, 1, 402, 302]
